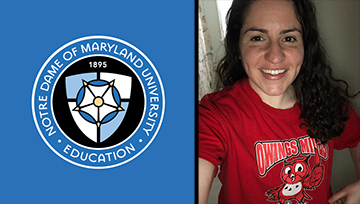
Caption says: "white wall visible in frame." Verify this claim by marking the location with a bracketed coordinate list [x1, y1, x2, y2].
[201, 0, 360, 203]
[314, 0, 360, 196]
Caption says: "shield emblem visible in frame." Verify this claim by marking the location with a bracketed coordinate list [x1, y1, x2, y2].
[65, 72, 132, 143]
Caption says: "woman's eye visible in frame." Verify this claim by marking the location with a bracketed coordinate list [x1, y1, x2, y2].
[283, 36, 296, 42]
[250, 36, 264, 42]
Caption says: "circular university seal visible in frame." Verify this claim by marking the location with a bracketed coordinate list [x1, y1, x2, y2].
[32, 36, 165, 169]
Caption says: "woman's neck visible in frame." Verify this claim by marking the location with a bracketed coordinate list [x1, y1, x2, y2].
[252, 83, 297, 110]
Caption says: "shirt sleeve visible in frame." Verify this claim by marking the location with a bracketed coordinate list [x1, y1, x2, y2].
[334, 107, 360, 150]
[198, 94, 228, 171]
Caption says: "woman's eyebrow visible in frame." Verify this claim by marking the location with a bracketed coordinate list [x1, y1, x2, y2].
[280, 28, 302, 34]
[243, 27, 302, 34]
[244, 27, 268, 34]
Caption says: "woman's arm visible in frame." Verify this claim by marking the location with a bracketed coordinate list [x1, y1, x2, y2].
[199, 158, 216, 204]
[328, 142, 360, 204]
[349, 141, 360, 179]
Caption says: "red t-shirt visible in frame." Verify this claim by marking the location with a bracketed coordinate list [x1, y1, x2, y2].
[199, 78, 360, 204]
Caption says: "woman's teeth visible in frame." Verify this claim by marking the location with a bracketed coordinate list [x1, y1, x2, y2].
[261, 69, 286, 75]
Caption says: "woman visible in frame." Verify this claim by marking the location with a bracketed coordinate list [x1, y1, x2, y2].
[198, 0, 360, 203]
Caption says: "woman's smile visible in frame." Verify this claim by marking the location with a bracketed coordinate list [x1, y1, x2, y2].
[260, 69, 286, 76]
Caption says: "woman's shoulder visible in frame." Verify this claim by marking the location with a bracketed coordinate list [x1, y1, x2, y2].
[200, 79, 246, 106]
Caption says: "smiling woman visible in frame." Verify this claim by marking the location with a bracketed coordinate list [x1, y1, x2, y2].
[239, 0, 304, 109]
[198, 0, 360, 203]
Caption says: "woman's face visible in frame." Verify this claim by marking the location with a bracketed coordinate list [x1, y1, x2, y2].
[239, 0, 304, 98]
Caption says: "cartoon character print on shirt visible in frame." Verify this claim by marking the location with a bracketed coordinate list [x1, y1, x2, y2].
[265, 149, 324, 204]
[254, 136, 328, 204]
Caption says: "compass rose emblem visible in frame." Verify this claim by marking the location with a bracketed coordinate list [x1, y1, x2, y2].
[65, 72, 132, 143]
[73, 79, 124, 128]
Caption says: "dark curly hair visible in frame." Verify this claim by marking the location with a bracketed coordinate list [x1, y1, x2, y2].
[216, 0, 359, 143]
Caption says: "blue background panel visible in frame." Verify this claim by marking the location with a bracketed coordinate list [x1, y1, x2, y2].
[0, 1, 194, 203]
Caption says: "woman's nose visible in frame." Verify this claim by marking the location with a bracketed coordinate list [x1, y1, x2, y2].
[265, 41, 285, 64]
